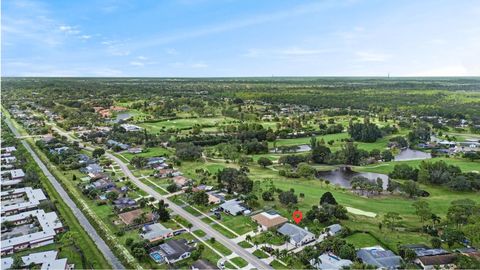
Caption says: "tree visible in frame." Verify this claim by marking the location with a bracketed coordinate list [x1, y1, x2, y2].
[10, 255, 23, 270]
[441, 227, 465, 248]
[383, 212, 402, 231]
[217, 168, 253, 194]
[257, 157, 273, 168]
[402, 180, 420, 198]
[463, 223, 480, 246]
[156, 200, 170, 222]
[130, 156, 148, 168]
[430, 237, 442, 248]
[320, 192, 337, 205]
[447, 199, 477, 227]
[191, 191, 209, 206]
[125, 238, 134, 247]
[278, 191, 297, 206]
[381, 150, 394, 162]
[92, 148, 105, 158]
[262, 191, 274, 201]
[175, 143, 202, 161]
[311, 144, 331, 164]
[412, 201, 432, 225]
[296, 163, 316, 178]
[166, 183, 179, 193]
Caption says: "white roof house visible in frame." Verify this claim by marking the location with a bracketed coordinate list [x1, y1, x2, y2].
[1, 169, 25, 187]
[1, 209, 64, 255]
[120, 124, 142, 132]
[325, 224, 343, 236]
[1, 250, 72, 270]
[277, 223, 316, 246]
[1, 146, 17, 153]
[311, 253, 353, 270]
[140, 223, 174, 242]
[1, 188, 48, 216]
[219, 199, 249, 215]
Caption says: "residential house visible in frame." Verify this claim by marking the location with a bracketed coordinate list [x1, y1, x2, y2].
[155, 169, 175, 178]
[118, 209, 154, 226]
[356, 246, 402, 269]
[251, 210, 288, 231]
[219, 199, 249, 216]
[325, 224, 343, 236]
[277, 223, 316, 247]
[1, 146, 17, 154]
[1, 250, 73, 270]
[1, 188, 47, 216]
[156, 239, 194, 264]
[80, 163, 103, 174]
[416, 254, 457, 270]
[310, 252, 353, 270]
[1, 209, 64, 255]
[172, 175, 190, 188]
[140, 223, 174, 242]
[113, 197, 137, 210]
[88, 178, 115, 191]
[120, 124, 142, 132]
[128, 147, 143, 154]
[147, 157, 166, 168]
[106, 140, 129, 150]
[1, 169, 25, 187]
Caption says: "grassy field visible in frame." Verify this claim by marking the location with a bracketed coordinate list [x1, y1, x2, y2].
[120, 146, 173, 161]
[357, 157, 480, 174]
[139, 117, 236, 132]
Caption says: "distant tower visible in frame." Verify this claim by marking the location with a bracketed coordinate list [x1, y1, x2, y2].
[387, 72, 390, 78]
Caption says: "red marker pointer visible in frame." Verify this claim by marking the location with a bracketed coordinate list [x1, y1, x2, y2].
[292, 210, 303, 224]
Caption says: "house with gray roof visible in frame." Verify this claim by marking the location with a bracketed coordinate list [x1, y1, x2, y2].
[141, 223, 173, 242]
[325, 224, 343, 236]
[219, 199, 249, 216]
[156, 239, 194, 264]
[310, 252, 353, 270]
[277, 223, 316, 247]
[356, 246, 402, 269]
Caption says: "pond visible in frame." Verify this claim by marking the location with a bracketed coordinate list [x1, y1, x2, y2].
[394, 148, 431, 161]
[111, 112, 133, 123]
[316, 167, 389, 190]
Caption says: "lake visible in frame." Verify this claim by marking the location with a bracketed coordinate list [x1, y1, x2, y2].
[316, 167, 389, 189]
[394, 148, 431, 161]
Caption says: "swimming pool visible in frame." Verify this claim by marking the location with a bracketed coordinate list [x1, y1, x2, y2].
[150, 252, 164, 263]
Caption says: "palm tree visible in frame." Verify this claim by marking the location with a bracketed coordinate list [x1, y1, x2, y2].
[245, 234, 252, 243]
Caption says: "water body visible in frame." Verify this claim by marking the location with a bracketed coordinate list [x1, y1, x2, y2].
[111, 112, 133, 123]
[394, 149, 431, 161]
[316, 168, 389, 190]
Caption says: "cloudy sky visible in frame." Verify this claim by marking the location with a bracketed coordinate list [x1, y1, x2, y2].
[2, 0, 480, 77]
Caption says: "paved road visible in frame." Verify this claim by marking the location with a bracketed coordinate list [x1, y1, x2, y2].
[4, 118, 125, 270]
[106, 153, 274, 270]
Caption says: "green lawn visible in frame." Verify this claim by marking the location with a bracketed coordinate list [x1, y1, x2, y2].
[345, 232, 382, 248]
[253, 231, 286, 246]
[121, 146, 172, 161]
[238, 241, 253, 248]
[230, 257, 249, 268]
[139, 117, 236, 132]
[253, 249, 270, 259]
[357, 157, 480, 174]
[218, 213, 257, 235]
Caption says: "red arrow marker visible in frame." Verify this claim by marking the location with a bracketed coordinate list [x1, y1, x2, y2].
[292, 210, 303, 224]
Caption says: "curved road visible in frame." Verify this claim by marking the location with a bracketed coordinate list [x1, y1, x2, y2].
[4, 117, 125, 270]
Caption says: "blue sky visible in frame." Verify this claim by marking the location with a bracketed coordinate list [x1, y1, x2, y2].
[2, 0, 480, 77]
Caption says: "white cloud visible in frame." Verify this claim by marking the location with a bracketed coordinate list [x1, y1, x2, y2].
[59, 25, 80, 35]
[79, 35, 92, 40]
[129, 61, 144, 67]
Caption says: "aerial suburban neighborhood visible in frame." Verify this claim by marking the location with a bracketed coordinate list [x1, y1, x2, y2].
[1, 0, 480, 270]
